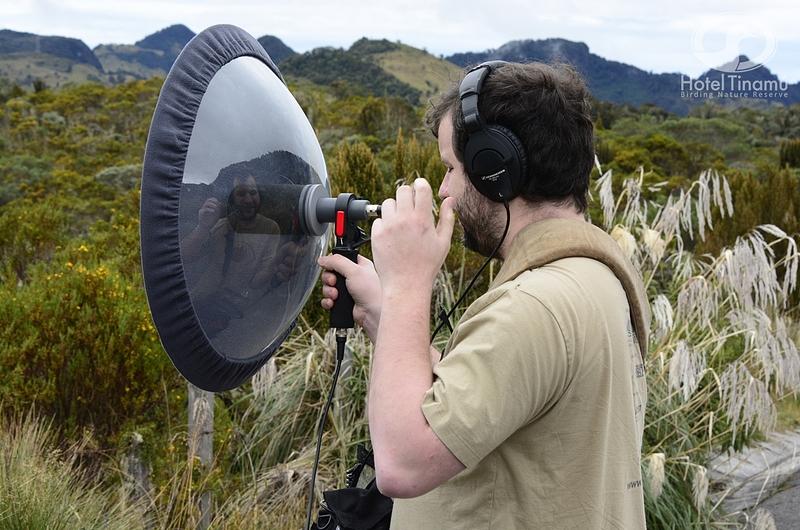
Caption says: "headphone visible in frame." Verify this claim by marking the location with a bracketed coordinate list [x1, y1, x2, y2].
[458, 61, 528, 203]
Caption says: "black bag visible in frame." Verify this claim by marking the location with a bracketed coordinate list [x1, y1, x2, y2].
[312, 445, 393, 530]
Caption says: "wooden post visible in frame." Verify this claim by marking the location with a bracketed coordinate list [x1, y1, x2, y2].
[188, 383, 214, 530]
[121, 431, 153, 527]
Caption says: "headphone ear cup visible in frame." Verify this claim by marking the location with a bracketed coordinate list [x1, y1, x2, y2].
[489, 125, 527, 199]
[463, 125, 527, 202]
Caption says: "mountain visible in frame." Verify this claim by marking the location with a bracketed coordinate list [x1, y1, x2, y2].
[1, 26, 797, 116]
[446, 39, 799, 115]
[93, 44, 172, 82]
[257, 35, 296, 64]
[94, 24, 196, 83]
[0, 29, 102, 69]
[135, 24, 195, 59]
[0, 29, 104, 88]
[447, 39, 693, 113]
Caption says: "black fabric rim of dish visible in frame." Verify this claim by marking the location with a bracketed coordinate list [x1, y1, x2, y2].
[139, 24, 295, 392]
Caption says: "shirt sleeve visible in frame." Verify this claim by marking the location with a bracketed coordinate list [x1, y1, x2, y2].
[421, 287, 571, 469]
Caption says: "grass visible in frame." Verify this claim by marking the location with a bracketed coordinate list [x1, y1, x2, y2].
[371, 45, 463, 98]
[0, 414, 145, 530]
[776, 394, 800, 431]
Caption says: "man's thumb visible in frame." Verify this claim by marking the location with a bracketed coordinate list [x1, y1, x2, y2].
[437, 197, 457, 240]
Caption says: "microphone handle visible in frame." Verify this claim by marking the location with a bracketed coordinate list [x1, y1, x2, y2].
[330, 247, 358, 329]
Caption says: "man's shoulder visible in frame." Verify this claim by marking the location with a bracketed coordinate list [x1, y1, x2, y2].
[453, 257, 625, 342]
[513, 256, 624, 303]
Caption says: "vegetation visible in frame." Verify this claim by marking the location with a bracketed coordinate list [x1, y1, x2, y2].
[0, 74, 798, 528]
[281, 48, 422, 104]
[0, 414, 145, 529]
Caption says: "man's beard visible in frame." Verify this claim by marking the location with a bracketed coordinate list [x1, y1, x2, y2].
[236, 204, 258, 222]
[457, 184, 505, 257]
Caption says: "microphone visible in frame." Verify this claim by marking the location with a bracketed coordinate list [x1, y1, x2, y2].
[298, 184, 381, 237]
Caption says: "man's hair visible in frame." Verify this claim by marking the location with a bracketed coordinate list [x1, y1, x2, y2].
[425, 62, 594, 212]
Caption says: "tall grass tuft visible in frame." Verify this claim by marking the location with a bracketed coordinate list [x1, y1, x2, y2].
[0, 413, 144, 529]
[211, 321, 373, 528]
[596, 165, 800, 526]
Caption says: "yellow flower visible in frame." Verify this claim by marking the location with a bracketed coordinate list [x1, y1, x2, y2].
[66, 261, 73, 268]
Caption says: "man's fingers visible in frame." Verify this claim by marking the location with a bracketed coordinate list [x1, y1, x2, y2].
[322, 285, 338, 300]
[395, 184, 413, 212]
[380, 198, 396, 221]
[318, 253, 359, 277]
[321, 271, 337, 286]
[412, 178, 433, 213]
[437, 196, 457, 241]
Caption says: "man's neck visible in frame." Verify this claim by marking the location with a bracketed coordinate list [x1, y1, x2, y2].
[498, 200, 586, 260]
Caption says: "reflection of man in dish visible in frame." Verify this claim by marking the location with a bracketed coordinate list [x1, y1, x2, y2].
[183, 174, 281, 336]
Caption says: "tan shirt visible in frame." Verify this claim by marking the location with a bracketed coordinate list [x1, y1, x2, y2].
[391, 219, 648, 529]
[184, 214, 281, 304]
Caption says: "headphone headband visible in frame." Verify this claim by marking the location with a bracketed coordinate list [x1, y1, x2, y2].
[459, 61, 509, 133]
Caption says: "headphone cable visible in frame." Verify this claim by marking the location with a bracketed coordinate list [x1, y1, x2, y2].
[431, 200, 511, 350]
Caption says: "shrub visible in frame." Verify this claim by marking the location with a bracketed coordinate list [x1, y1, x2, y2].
[779, 138, 800, 168]
[0, 220, 182, 447]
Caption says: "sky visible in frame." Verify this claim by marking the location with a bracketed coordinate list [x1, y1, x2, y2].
[2, 0, 800, 82]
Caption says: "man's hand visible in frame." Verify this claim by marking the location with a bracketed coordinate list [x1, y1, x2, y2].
[274, 240, 306, 283]
[198, 198, 222, 230]
[365, 178, 464, 498]
[318, 254, 382, 342]
[371, 178, 456, 293]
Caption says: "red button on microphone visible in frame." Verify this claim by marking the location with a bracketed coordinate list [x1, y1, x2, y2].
[335, 210, 345, 237]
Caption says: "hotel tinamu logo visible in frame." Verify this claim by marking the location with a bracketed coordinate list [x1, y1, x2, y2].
[681, 16, 789, 100]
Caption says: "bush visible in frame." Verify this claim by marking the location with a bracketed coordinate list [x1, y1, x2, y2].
[0, 219, 182, 446]
[779, 139, 800, 168]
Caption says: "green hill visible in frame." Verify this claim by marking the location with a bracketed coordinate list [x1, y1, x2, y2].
[0, 53, 104, 89]
[0, 29, 105, 88]
[350, 38, 462, 100]
[281, 38, 463, 104]
[280, 46, 422, 103]
[93, 44, 169, 83]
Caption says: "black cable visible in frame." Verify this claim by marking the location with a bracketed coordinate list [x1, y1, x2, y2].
[304, 332, 347, 530]
[431, 200, 511, 349]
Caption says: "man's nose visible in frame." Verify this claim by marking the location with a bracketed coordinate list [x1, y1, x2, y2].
[438, 176, 448, 200]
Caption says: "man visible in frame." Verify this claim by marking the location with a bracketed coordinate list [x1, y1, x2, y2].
[319, 61, 649, 529]
[182, 174, 281, 336]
